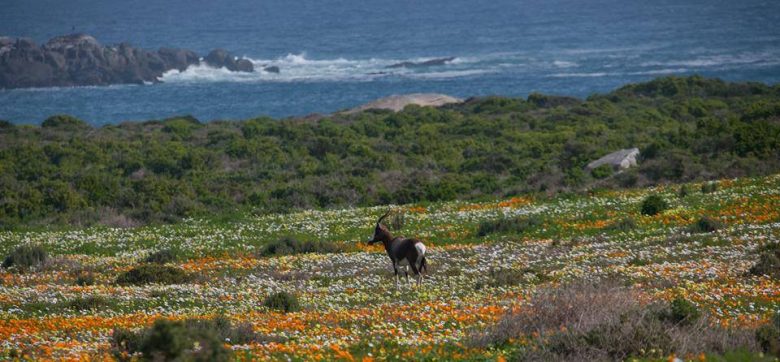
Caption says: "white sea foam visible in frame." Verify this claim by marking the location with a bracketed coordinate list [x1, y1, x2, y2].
[639, 51, 777, 69]
[550, 68, 690, 78]
[550, 72, 610, 78]
[553, 60, 578, 68]
[159, 53, 500, 83]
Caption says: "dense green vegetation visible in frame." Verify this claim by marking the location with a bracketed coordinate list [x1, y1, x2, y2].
[1, 76, 779, 228]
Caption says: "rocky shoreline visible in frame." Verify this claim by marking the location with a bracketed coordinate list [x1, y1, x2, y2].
[0, 34, 264, 89]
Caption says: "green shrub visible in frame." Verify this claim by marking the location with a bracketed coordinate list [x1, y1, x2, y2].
[263, 291, 301, 313]
[115, 264, 190, 285]
[603, 217, 638, 232]
[142, 319, 229, 361]
[668, 297, 701, 324]
[689, 216, 723, 233]
[259, 237, 342, 257]
[111, 316, 270, 360]
[111, 327, 144, 358]
[2, 245, 49, 270]
[144, 249, 180, 264]
[701, 182, 719, 194]
[41, 114, 89, 129]
[640, 195, 669, 216]
[590, 164, 614, 179]
[66, 295, 114, 312]
[75, 272, 96, 286]
[678, 184, 693, 198]
[749, 252, 780, 279]
[477, 214, 544, 237]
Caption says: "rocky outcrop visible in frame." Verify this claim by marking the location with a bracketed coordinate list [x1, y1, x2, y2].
[204, 49, 254, 72]
[343, 93, 463, 114]
[387, 57, 456, 69]
[0, 34, 254, 89]
[586, 148, 640, 170]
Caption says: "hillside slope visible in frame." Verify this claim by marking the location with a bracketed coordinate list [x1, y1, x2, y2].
[0, 174, 778, 359]
[0, 76, 779, 228]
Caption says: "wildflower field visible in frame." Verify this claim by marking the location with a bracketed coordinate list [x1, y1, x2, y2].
[1, 174, 780, 361]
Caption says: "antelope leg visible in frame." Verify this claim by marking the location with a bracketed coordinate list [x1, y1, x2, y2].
[393, 264, 399, 289]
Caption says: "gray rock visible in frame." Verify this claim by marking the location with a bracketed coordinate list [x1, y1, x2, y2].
[158, 47, 200, 71]
[0, 34, 249, 89]
[263, 65, 280, 74]
[586, 148, 641, 170]
[235, 58, 254, 72]
[204, 48, 253, 72]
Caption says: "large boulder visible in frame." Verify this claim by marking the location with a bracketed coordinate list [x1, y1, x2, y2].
[158, 47, 200, 71]
[343, 93, 463, 114]
[586, 148, 641, 170]
[204, 48, 254, 72]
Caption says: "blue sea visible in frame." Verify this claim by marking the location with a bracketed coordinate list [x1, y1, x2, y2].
[1, 0, 779, 125]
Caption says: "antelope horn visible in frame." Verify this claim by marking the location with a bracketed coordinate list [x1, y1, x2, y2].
[377, 210, 391, 225]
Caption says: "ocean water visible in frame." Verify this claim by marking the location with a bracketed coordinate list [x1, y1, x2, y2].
[1, 0, 779, 125]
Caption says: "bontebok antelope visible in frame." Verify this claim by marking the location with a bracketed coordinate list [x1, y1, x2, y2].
[368, 211, 427, 288]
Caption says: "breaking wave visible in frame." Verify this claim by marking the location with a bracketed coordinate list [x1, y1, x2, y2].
[160, 53, 498, 83]
[158, 49, 780, 84]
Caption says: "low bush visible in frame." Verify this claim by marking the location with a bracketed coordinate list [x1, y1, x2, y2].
[689, 216, 723, 233]
[66, 295, 115, 312]
[41, 114, 89, 129]
[111, 318, 229, 361]
[144, 248, 180, 264]
[115, 264, 190, 285]
[258, 237, 342, 257]
[678, 184, 693, 198]
[2, 245, 48, 270]
[477, 214, 544, 237]
[756, 314, 780, 356]
[470, 280, 759, 360]
[603, 217, 638, 232]
[263, 291, 301, 313]
[749, 252, 780, 279]
[701, 182, 719, 194]
[75, 272, 96, 286]
[668, 297, 701, 324]
[640, 194, 668, 216]
[590, 164, 614, 179]
[111, 315, 277, 360]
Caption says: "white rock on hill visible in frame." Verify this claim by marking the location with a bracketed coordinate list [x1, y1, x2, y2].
[586, 148, 641, 170]
[343, 93, 462, 114]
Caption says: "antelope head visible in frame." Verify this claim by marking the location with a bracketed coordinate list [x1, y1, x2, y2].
[368, 210, 393, 245]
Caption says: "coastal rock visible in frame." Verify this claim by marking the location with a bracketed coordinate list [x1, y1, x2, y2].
[0, 34, 249, 89]
[343, 93, 463, 114]
[387, 56, 456, 69]
[263, 65, 280, 74]
[158, 47, 200, 71]
[586, 148, 640, 170]
[205, 48, 254, 72]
